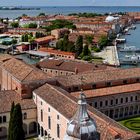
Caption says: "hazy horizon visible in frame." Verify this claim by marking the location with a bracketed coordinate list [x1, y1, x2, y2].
[1, 0, 140, 7]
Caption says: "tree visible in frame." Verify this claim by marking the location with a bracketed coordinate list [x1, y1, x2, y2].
[21, 35, 25, 42]
[83, 44, 89, 56]
[24, 34, 28, 42]
[38, 13, 45, 16]
[22, 14, 27, 17]
[8, 103, 25, 140]
[56, 39, 63, 50]
[98, 35, 108, 49]
[75, 35, 83, 56]
[11, 39, 17, 45]
[11, 22, 19, 28]
[28, 23, 37, 28]
[63, 34, 69, 51]
[8, 102, 15, 140]
[86, 35, 93, 45]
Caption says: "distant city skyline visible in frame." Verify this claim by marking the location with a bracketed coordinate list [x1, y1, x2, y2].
[1, 0, 140, 6]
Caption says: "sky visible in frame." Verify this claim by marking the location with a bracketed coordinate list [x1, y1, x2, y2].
[1, 0, 140, 6]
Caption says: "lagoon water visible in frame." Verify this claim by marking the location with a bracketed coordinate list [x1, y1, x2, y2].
[1, 6, 140, 18]
[118, 24, 140, 68]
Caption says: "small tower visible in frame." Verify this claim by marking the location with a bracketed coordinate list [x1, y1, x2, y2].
[64, 92, 100, 140]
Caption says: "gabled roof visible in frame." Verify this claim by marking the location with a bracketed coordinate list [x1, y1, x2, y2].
[33, 83, 139, 140]
[56, 68, 140, 87]
[71, 83, 140, 98]
[0, 90, 36, 113]
[37, 59, 115, 73]
[1, 58, 49, 82]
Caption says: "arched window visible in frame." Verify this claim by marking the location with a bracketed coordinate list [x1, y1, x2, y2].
[105, 100, 108, 106]
[121, 98, 123, 103]
[57, 124, 60, 138]
[100, 101, 103, 107]
[45, 130, 47, 136]
[23, 113, 27, 120]
[3, 116, 6, 123]
[125, 97, 128, 103]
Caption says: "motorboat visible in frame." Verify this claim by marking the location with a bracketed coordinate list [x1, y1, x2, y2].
[120, 46, 140, 52]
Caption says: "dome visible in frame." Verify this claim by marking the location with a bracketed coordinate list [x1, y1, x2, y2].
[105, 16, 115, 22]
[64, 93, 100, 140]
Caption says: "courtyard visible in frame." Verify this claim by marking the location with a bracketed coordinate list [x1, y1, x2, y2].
[119, 117, 140, 134]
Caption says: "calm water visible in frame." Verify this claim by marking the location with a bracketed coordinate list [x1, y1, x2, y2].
[118, 24, 140, 68]
[1, 6, 140, 18]
[15, 54, 40, 64]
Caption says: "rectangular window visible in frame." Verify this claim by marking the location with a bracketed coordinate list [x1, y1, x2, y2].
[105, 100, 108, 106]
[48, 108, 50, 112]
[48, 116, 51, 129]
[57, 124, 60, 138]
[57, 115, 59, 120]
[94, 102, 97, 108]
[41, 110, 43, 122]
[121, 98, 123, 103]
[110, 100, 113, 105]
[116, 99, 118, 104]
[123, 80, 127, 84]
[92, 84, 96, 89]
[106, 82, 111, 87]
[100, 101, 103, 107]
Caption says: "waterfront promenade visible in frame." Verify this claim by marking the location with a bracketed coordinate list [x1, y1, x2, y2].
[94, 45, 120, 66]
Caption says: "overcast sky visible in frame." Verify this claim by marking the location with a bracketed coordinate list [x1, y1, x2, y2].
[1, 0, 140, 6]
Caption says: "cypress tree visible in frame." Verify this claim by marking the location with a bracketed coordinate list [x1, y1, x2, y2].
[83, 44, 89, 56]
[8, 103, 25, 140]
[21, 35, 25, 42]
[63, 34, 69, 51]
[75, 35, 83, 56]
[8, 102, 15, 140]
[24, 34, 28, 42]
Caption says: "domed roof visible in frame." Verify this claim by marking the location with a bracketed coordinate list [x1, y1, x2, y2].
[105, 16, 115, 22]
[64, 93, 99, 140]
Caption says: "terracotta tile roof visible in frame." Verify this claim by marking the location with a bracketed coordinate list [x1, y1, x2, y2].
[0, 54, 12, 63]
[34, 83, 139, 140]
[75, 21, 112, 25]
[0, 90, 36, 113]
[56, 68, 140, 87]
[1, 58, 49, 82]
[71, 83, 140, 98]
[35, 36, 55, 43]
[39, 47, 75, 56]
[9, 28, 46, 32]
[37, 59, 113, 73]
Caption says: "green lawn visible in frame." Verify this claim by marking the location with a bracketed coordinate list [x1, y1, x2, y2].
[119, 117, 140, 134]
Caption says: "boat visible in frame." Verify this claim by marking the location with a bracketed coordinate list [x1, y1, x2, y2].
[129, 25, 136, 30]
[120, 54, 140, 65]
[119, 46, 140, 52]
[125, 33, 131, 35]
[116, 38, 126, 43]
